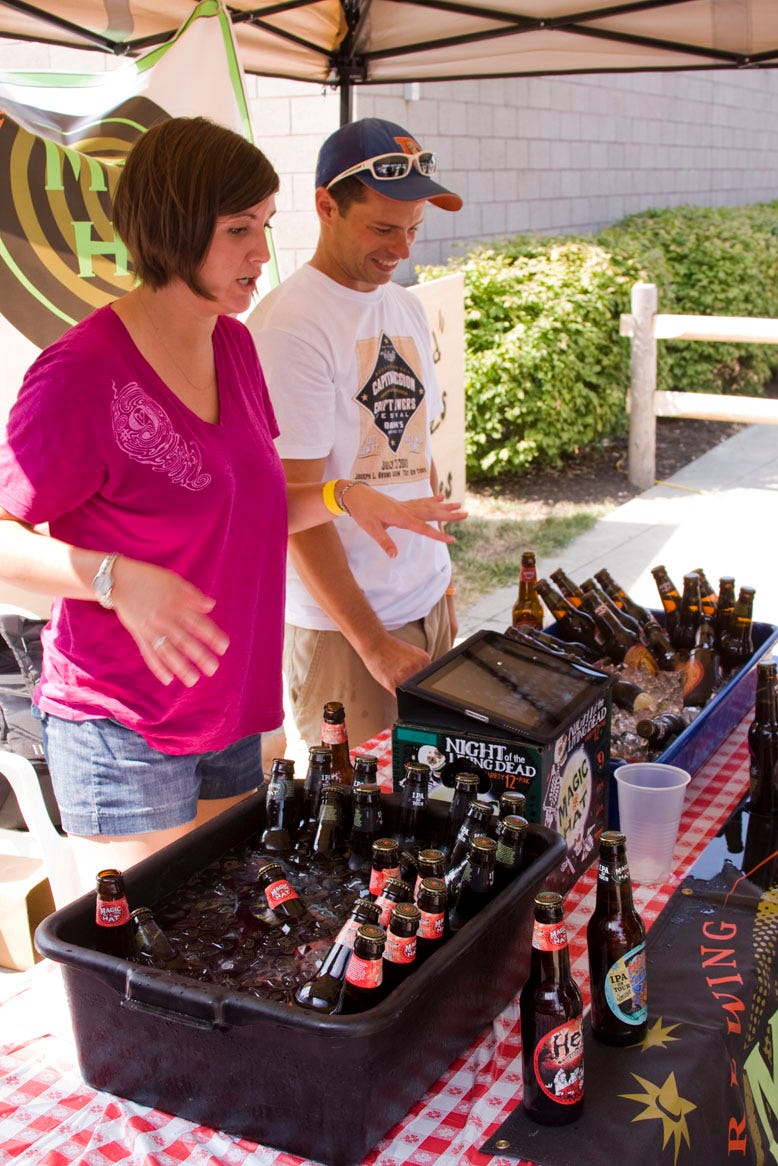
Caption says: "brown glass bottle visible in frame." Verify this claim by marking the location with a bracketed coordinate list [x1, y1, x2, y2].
[340, 923, 386, 1014]
[642, 617, 679, 672]
[294, 898, 381, 1013]
[691, 567, 718, 619]
[748, 661, 778, 814]
[311, 784, 349, 864]
[635, 712, 688, 749]
[536, 578, 602, 657]
[321, 700, 354, 786]
[296, 744, 333, 846]
[447, 800, 495, 874]
[714, 576, 736, 652]
[443, 772, 481, 856]
[612, 679, 656, 715]
[550, 567, 585, 609]
[494, 814, 528, 891]
[353, 754, 379, 786]
[369, 838, 401, 898]
[95, 869, 134, 960]
[396, 761, 430, 851]
[580, 578, 642, 640]
[682, 616, 718, 708]
[578, 589, 636, 665]
[593, 567, 654, 629]
[505, 624, 599, 667]
[719, 585, 756, 674]
[499, 788, 527, 821]
[448, 835, 498, 932]
[673, 572, 702, 651]
[651, 564, 682, 643]
[414, 848, 445, 896]
[416, 877, 448, 963]
[129, 906, 187, 971]
[348, 782, 384, 871]
[255, 861, 307, 920]
[512, 550, 544, 629]
[261, 757, 296, 854]
[383, 902, 421, 992]
[586, 832, 647, 1045]
[520, 891, 584, 1125]
[375, 875, 413, 928]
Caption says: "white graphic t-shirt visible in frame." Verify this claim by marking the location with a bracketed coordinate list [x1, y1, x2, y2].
[251, 264, 451, 630]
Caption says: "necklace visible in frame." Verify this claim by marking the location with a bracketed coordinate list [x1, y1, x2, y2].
[136, 289, 215, 397]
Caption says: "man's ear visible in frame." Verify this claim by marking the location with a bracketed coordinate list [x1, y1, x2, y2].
[314, 185, 339, 225]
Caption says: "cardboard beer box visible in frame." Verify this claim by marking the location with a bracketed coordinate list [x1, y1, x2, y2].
[394, 630, 613, 888]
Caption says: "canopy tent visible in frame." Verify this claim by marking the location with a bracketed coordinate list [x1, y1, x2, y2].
[1, 1, 778, 122]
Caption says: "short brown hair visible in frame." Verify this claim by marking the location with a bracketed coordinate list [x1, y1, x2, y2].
[326, 174, 369, 215]
[112, 116, 279, 296]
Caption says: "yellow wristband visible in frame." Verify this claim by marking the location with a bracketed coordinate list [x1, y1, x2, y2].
[445, 586, 456, 597]
[322, 479, 345, 516]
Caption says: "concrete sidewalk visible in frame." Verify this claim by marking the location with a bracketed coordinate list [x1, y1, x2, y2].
[457, 422, 778, 642]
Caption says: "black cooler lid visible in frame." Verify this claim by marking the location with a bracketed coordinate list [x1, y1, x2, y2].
[397, 629, 612, 744]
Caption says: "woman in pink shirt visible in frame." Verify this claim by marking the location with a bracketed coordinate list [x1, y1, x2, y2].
[0, 117, 464, 892]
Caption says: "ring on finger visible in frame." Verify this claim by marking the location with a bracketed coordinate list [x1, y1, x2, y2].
[153, 634, 168, 652]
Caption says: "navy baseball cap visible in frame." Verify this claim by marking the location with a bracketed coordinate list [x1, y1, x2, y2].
[315, 118, 463, 212]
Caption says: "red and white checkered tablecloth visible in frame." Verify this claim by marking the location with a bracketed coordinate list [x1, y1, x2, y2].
[0, 719, 751, 1166]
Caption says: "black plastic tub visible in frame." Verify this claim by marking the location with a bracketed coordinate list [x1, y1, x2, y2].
[36, 791, 565, 1166]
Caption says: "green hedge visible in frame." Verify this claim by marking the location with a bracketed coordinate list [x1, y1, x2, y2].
[419, 201, 778, 480]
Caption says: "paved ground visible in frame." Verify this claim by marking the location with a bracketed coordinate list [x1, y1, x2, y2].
[458, 422, 778, 642]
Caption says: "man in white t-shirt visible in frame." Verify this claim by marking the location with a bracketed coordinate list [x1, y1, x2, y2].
[249, 118, 463, 748]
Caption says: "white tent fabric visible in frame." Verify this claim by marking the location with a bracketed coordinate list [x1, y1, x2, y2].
[1, 0, 777, 87]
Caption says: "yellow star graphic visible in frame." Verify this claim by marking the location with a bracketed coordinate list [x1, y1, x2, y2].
[621, 1071, 697, 1165]
[640, 1017, 682, 1051]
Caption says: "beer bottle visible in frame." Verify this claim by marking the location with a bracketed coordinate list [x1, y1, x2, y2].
[691, 567, 718, 619]
[635, 712, 688, 749]
[682, 616, 718, 708]
[340, 922, 386, 1014]
[129, 906, 187, 971]
[550, 567, 585, 609]
[499, 788, 527, 822]
[447, 800, 495, 874]
[650, 564, 682, 644]
[520, 891, 584, 1125]
[396, 761, 430, 852]
[642, 617, 679, 672]
[581, 578, 642, 640]
[748, 661, 778, 814]
[512, 550, 544, 630]
[719, 585, 756, 674]
[593, 567, 655, 629]
[443, 772, 481, 856]
[448, 835, 498, 932]
[296, 744, 333, 846]
[673, 572, 702, 652]
[578, 590, 637, 666]
[383, 902, 421, 992]
[714, 576, 736, 652]
[535, 578, 602, 657]
[321, 701, 354, 786]
[505, 624, 599, 667]
[414, 848, 445, 897]
[255, 861, 307, 920]
[95, 869, 133, 959]
[494, 814, 528, 891]
[261, 757, 296, 854]
[375, 875, 414, 928]
[416, 877, 448, 963]
[369, 838, 401, 899]
[612, 679, 656, 715]
[311, 784, 349, 865]
[353, 754, 379, 787]
[348, 782, 384, 872]
[294, 898, 381, 1013]
[586, 832, 648, 1045]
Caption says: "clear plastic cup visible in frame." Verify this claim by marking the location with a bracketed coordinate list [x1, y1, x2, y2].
[614, 762, 691, 885]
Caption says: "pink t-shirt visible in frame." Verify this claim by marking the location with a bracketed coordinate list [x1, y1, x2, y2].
[0, 304, 286, 753]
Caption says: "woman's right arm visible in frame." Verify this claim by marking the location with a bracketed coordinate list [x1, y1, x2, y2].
[0, 509, 229, 687]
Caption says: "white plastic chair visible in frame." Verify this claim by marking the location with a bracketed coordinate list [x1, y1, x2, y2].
[0, 750, 81, 909]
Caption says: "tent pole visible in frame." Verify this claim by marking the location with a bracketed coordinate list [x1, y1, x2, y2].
[340, 76, 352, 125]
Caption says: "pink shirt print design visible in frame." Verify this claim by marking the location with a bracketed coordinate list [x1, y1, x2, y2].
[111, 381, 212, 491]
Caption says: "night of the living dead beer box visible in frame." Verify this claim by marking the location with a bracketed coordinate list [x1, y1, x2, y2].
[394, 630, 613, 888]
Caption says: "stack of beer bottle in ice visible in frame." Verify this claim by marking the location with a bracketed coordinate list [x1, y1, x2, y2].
[508, 551, 758, 761]
[100, 700, 531, 1014]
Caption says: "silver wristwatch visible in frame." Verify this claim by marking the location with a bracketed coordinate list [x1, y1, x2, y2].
[92, 552, 120, 609]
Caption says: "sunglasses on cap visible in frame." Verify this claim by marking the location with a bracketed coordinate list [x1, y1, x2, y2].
[325, 150, 438, 189]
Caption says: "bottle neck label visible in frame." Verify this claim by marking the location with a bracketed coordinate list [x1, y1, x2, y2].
[96, 898, 130, 927]
[335, 916, 361, 949]
[369, 864, 400, 897]
[604, 942, 648, 1024]
[263, 878, 299, 911]
[377, 896, 398, 928]
[419, 910, 445, 940]
[598, 860, 631, 885]
[532, 918, 568, 951]
[346, 953, 383, 989]
[532, 1016, 584, 1105]
[322, 722, 348, 746]
[385, 931, 416, 964]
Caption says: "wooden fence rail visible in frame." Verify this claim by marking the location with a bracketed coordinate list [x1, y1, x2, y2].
[619, 282, 778, 490]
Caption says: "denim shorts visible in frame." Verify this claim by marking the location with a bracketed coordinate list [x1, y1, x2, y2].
[36, 708, 263, 836]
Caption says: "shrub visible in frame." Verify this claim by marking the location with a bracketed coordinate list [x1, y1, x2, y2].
[419, 201, 778, 481]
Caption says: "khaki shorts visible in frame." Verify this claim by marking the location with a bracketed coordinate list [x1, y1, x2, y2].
[283, 593, 452, 751]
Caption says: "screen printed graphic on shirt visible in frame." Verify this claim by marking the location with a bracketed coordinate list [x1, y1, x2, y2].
[111, 381, 212, 491]
[353, 332, 429, 484]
